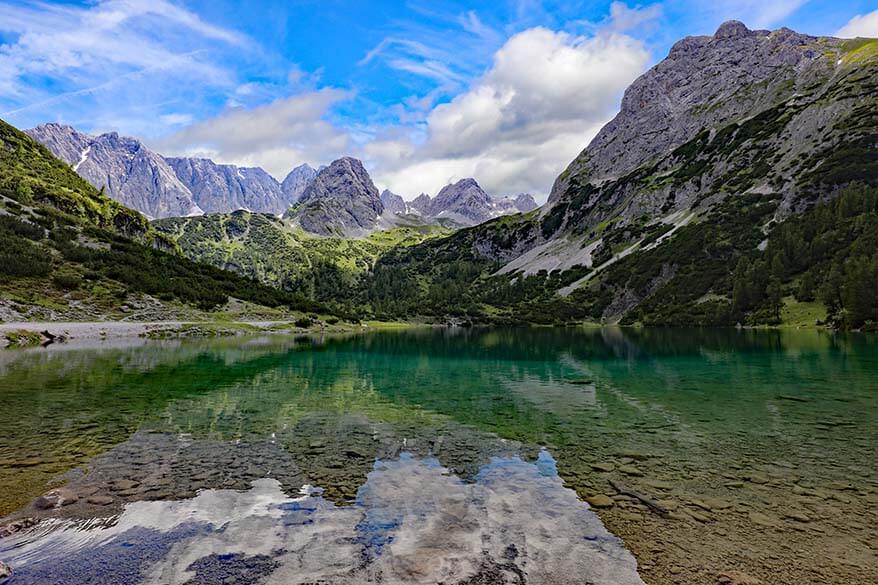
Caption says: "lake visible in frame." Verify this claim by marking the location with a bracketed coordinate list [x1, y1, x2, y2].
[0, 328, 876, 584]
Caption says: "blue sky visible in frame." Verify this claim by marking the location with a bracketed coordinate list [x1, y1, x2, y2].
[1, 0, 877, 199]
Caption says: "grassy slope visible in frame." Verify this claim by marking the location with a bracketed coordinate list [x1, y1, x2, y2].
[0, 119, 324, 319]
[153, 212, 452, 306]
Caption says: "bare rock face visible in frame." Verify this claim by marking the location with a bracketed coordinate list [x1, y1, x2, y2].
[281, 163, 317, 205]
[167, 157, 287, 215]
[548, 21, 843, 206]
[285, 157, 384, 237]
[26, 123, 201, 219]
[380, 189, 407, 215]
[409, 193, 432, 216]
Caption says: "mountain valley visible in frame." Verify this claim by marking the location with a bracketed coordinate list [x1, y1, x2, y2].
[6, 21, 878, 331]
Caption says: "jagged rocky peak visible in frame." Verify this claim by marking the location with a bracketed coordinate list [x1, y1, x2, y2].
[548, 20, 841, 205]
[281, 163, 317, 204]
[285, 156, 384, 237]
[514, 193, 539, 212]
[429, 178, 495, 225]
[410, 193, 432, 215]
[380, 189, 407, 215]
[714, 20, 755, 39]
[26, 123, 201, 219]
[166, 157, 287, 215]
[494, 193, 539, 214]
[26, 123, 90, 164]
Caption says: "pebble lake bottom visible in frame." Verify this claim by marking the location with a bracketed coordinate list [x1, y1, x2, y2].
[0, 327, 875, 584]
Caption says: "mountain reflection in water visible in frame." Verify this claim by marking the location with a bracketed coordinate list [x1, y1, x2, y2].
[1, 449, 644, 585]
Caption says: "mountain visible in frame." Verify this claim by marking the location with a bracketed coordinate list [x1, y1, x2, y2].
[546, 21, 872, 222]
[409, 193, 432, 216]
[27, 123, 319, 219]
[281, 163, 317, 204]
[359, 22, 878, 328]
[514, 193, 538, 212]
[426, 178, 494, 224]
[26, 123, 202, 219]
[284, 157, 384, 237]
[0, 119, 323, 321]
[493, 193, 539, 215]
[166, 157, 287, 215]
[387, 181, 539, 227]
[380, 189, 407, 215]
[14, 22, 877, 330]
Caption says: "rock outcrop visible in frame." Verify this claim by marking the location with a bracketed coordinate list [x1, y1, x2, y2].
[284, 157, 384, 237]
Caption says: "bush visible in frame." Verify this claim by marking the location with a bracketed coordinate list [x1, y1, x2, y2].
[0, 235, 51, 277]
[13, 181, 33, 204]
[0, 215, 44, 240]
[294, 316, 314, 328]
[53, 272, 82, 290]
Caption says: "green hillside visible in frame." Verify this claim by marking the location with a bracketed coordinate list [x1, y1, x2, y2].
[0, 119, 323, 319]
[153, 212, 450, 309]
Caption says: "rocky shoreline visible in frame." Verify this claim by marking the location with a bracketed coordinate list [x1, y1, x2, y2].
[0, 319, 417, 348]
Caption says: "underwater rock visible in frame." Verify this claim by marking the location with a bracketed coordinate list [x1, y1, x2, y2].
[586, 495, 615, 508]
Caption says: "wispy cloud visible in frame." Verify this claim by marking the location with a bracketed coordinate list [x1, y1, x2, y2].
[357, 4, 507, 99]
[0, 0, 247, 132]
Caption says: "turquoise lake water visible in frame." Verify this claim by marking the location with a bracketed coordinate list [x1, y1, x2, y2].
[0, 328, 875, 584]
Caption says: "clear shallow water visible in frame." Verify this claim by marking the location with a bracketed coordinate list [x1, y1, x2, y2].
[0, 328, 876, 584]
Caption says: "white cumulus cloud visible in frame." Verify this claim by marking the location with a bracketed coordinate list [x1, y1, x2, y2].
[836, 10, 878, 38]
[366, 27, 651, 200]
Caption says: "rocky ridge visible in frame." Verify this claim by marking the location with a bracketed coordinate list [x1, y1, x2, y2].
[26, 123, 201, 219]
[167, 157, 288, 215]
[390, 179, 539, 226]
[26, 123, 320, 219]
